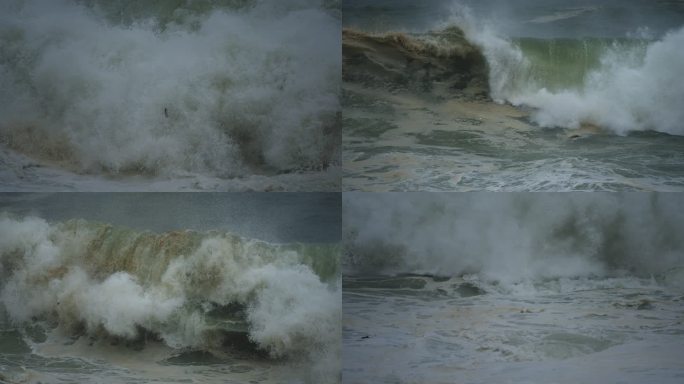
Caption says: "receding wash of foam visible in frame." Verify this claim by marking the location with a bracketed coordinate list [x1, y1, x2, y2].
[0, 215, 340, 362]
[0, 0, 340, 189]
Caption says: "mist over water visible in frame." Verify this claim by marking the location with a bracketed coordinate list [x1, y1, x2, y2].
[0, 193, 341, 243]
[343, 193, 684, 284]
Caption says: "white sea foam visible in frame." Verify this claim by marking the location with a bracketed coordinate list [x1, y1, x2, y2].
[512, 28, 684, 135]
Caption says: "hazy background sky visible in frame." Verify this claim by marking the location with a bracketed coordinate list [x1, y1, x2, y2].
[0, 193, 341, 243]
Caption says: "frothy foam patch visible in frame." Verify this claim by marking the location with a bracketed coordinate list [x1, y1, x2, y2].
[0, 215, 340, 366]
[0, 0, 340, 176]
[343, 193, 684, 285]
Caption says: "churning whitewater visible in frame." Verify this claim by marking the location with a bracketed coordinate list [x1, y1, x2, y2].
[343, 193, 684, 281]
[342, 193, 684, 383]
[342, 0, 684, 191]
[0, 0, 341, 191]
[0, 194, 341, 383]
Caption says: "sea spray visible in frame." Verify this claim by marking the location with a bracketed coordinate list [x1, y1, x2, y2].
[0, 0, 340, 177]
[343, 193, 684, 284]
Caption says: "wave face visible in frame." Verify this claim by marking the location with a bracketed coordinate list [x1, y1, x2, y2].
[343, 193, 684, 284]
[342, 27, 489, 99]
[0, 0, 340, 177]
[446, 5, 684, 135]
[0, 215, 340, 364]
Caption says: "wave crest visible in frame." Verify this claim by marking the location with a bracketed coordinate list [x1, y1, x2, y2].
[443, 5, 684, 135]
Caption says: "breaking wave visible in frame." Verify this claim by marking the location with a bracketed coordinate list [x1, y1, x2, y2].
[445, 6, 684, 135]
[0, 215, 340, 363]
[0, 0, 340, 177]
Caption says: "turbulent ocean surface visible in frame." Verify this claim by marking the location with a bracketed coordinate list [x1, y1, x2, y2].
[343, 193, 684, 383]
[0, 194, 341, 383]
[343, 0, 684, 191]
[0, 0, 341, 191]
